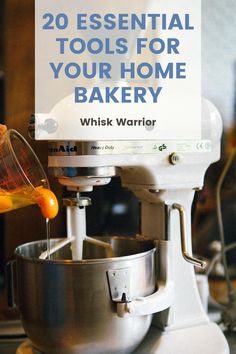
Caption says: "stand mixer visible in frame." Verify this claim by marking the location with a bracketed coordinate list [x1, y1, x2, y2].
[13, 1, 229, 352]
[14, 96, 229, 354]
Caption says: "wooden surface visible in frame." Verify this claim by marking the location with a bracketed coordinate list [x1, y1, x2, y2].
[3, 0, 66, 261]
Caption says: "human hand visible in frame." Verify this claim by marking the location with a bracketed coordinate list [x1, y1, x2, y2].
[0, 124, 7, 136]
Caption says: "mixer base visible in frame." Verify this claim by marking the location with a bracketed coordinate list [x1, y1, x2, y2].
[133, 321, 229, 354]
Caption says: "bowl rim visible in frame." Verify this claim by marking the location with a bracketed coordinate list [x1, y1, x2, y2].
[14, 236, 157, 265]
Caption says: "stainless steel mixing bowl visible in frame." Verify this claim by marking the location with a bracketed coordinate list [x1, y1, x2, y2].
[14, 237, 156, 354]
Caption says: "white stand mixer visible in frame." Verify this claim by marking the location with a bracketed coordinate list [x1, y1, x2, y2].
[17, 97, 229, 354]
[14, 0, 230, 352]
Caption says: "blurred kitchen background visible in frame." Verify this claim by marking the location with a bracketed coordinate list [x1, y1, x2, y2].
[0, 0, 235, 330]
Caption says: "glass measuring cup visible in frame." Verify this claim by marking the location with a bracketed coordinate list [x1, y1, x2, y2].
[0, 129, 49, 213]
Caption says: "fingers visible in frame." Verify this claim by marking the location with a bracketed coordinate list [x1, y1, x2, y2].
[0, 125, 7, 135]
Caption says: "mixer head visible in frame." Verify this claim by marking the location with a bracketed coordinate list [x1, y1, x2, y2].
[29, 97, 222, 193]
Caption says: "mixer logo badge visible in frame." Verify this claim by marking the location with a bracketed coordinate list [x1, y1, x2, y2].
[49, 145, 78, 154]
[158, 144, 167, 151]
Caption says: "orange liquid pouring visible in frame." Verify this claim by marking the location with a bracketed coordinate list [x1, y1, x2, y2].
[35, 187, 59, 219]
[34, 187, 58, 259]
[34, 187, 59, 260]
[0, 186, 58, 219]
[0, 186, 58, 260]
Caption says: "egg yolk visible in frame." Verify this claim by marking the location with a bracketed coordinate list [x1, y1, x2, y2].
[0, 195, 13, 213]
[35, 187, 59, 219]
